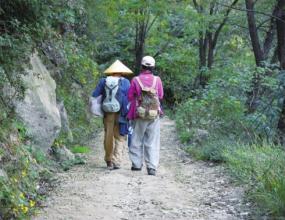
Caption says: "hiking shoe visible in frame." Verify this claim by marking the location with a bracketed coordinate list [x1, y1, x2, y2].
[131, 166, 142, 171]
[147, 168, 156, 176]
[106, 161, 113, 170]
[113, 163, 120, 170]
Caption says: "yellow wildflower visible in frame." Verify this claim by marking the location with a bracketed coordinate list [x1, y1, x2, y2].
[12, 178, 18, 183]
[29, 200, 36, 207]
[20, 193, 25, 199]
[21, 206, 28, 214]
[22, 170, 27, 177]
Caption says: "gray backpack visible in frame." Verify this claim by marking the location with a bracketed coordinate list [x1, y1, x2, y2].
[102, 76, 121, 113]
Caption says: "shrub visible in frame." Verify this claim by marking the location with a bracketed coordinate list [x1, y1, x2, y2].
[55, 36, 102, 144]
[186, 137, 235, 162]
[175, 93, 245, 143]
[0, 144, 50, 219]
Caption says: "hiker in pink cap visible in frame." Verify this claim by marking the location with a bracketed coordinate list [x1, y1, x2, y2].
[127, 56, 164, 176]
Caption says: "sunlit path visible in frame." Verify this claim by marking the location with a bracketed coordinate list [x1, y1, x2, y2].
[33, 117, 250, 220]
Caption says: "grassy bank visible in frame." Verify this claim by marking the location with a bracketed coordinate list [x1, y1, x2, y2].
[182, 136, 285, 217]
[175, 95, 285, 217]
[0, 123, 54, 219]
[224, 143, 285, 217]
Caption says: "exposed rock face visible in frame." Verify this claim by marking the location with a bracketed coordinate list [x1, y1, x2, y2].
[40, 40, 67, 80]
[51, 146, 75, 162]
[15, 53, 61, 149]
[9, 132, 20, 146]
[41, 41, 67, 68]
[57, 101, 73, 143]
[0, 169, 8, 181]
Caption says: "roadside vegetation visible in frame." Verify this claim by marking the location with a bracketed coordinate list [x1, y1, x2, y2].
[1, 0, 285, 219]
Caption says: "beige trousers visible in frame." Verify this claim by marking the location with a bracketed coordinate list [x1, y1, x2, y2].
[103, 112, 126, 165]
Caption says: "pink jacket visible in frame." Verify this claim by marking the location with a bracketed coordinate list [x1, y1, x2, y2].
[127, 70, 164, 120]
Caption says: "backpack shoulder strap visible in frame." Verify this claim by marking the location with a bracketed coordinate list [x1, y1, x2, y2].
[105, 77, 119, 90]
[135, 77, 145, 90]
[151, 76, 157, 89]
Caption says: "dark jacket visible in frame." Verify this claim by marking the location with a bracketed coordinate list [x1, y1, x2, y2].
[92, 77, 130, 135]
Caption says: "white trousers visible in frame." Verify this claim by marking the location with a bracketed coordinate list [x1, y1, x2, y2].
[129, 118, 160, 169]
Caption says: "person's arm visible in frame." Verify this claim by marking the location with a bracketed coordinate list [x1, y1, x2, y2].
[127, 78, 137, 102]
[157, 77, 164, 100]
[119, 79, 131, 118]
[92, 78, 105, 97]
[123, 78, 130, 95]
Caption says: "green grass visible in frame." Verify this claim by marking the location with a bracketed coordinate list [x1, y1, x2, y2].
[70, 145, 91, 154]
[186, 137, 235, 162]
[61, 156, 86, 171]
[223, 143, 285, 217]
[184, 134, 285, 217]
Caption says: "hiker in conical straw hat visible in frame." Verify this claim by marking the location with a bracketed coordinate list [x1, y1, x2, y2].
[92, 60, 133, 170]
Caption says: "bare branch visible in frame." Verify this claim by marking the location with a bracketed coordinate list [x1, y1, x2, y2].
[257, 18, 271, 29]
[263, 5, 278, 58]
[192, 0, 203, 13]
[212, 0, 239, 49]
[146, 15, 158, 35]
[209, 1, 216, 15]
[217, 2, 285, 24]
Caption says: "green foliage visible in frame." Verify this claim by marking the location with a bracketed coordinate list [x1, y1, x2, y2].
[224, 143, 285, 217]
[186, 137, 235, 162]
[0, 2, 96, 218]
[0, 0, 92, 140]
[71, 145, 91, 154]
[176, 90, 246, 141]
[0, 144, 50, 219]
[183, 135, 285, 217]
[157, 41, 198, 105]
[0, 0, 57, 131]
[61, 155, 86, 171]
[175, 52, 285, 217]
[56, 36, 102, 143]
[13, 121, 29, 142]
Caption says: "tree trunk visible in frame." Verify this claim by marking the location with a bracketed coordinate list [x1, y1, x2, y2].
[245, 0, 265, 66]
[194, 0, 238, 88]
[199, 32, 207, 69]
[244, 0, 276, 112]
[263, 6, 278, 59]
[134, 29, 145, 74]
[207, 32, 214, 69]
[134, 18, 146, 75]
[276, 6, 285, 69]
[276, 0, 285, 143]
[133, 9, 157, 75]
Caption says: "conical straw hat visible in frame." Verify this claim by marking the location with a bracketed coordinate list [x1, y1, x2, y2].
[104, 60, 133, 75]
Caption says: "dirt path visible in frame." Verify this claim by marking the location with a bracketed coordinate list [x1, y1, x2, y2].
[34, 117, 251, 220]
